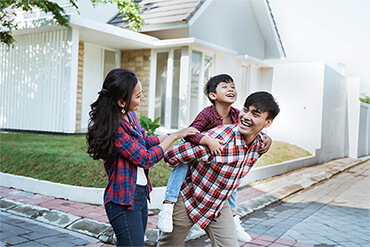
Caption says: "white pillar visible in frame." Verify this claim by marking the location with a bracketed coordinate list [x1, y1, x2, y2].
[178, 47, 190, 128]
[248, 63, 259, 93]
[347, 77, 361, 158]
[164, 50, 174, 128]
[63, 29, 79, 133]
[148, 50, 157, 120]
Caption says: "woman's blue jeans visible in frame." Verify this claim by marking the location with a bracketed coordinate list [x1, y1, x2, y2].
[105, 185, 148, 247]
[164, 163, 238, 212]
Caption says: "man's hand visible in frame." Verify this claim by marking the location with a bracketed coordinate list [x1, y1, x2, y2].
[259, 134, 272, 154]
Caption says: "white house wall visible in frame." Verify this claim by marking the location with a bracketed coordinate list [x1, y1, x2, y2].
[269, 63, 325, 154]
[189, 0, 265, 59]
[358, 102, 370, 157]
[212, 52, 245, 109]
[0, 29, 73, 132]
[347, 77, 361, 158]
[319, 65, 348, 161]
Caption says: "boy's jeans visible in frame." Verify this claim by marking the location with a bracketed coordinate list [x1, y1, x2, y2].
[164, 163, 238, 212]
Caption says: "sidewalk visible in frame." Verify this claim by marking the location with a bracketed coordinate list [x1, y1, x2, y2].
[0, 157, 368, 246]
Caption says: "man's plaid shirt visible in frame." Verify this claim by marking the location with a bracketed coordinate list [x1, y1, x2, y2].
[164, 124, 264, 229]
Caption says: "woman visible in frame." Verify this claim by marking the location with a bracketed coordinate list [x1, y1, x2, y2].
[87, 68, 197, 246]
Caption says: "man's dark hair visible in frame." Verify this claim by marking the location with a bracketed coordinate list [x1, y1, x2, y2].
[244, 91, 280, 120]
[204, 74, 234, 105]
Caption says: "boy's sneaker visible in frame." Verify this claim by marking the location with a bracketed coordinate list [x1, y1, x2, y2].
[233, 215, 252, 242]
[157, 203, 174, 233]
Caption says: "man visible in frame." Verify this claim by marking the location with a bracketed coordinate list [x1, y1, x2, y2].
[157, 91, 280, 247]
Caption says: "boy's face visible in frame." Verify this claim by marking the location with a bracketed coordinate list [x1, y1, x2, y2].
[238, 105, 272, 138]
[209, 81, 237, 104]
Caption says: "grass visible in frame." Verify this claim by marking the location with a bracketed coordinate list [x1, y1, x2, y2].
[254, 140, 311, 168]
[0, 132, 311, 188]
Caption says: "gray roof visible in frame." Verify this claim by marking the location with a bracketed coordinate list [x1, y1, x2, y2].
[108, 0, 205, 27]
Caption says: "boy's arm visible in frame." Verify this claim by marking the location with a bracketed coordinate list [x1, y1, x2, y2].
[164, 139, 213, 167]
[184, 107, 223, 155]
[184, 108, 210, 144]
[259, 133, 272, 154]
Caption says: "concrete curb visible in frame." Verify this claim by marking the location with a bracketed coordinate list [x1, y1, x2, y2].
[0, 173, 105, 205]
[0, 197, 115, 244]
[0, 154, 320, 209]
[1, 156, 368, 245]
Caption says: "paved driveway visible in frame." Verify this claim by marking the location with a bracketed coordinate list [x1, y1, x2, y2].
[187, 160, 370, 246]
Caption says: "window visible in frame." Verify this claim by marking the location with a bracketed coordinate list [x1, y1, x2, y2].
[190, 50, 213, 121]
[103, 50, 119, 78]
[152, 49, 213, 130]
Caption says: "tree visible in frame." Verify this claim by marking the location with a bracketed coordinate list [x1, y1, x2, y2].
[0, 0, 144, 47]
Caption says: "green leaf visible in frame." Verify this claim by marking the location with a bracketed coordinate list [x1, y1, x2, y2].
[138, 114, 161, 136]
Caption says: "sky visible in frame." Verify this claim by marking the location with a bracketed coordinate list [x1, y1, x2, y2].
[269, 0, 370, 95]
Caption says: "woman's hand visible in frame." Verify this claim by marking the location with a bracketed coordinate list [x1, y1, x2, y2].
[259, 134, 272, 154]
[172, 127, 199, 140]
[159, 127, 199, 152]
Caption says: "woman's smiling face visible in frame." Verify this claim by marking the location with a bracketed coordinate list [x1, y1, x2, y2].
[129, 81, 144, 112]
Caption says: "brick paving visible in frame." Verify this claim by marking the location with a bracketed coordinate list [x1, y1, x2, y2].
[0, 183, 271, 231]
[1, 157, 368, 246]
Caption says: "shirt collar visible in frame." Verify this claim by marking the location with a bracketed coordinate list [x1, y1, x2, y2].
[233, 125, 264, 148]
[209, 105, 223, 119]
[232, 126, 245, 147]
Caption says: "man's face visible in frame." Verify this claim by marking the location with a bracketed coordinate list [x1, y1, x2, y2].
[238, 105, 272, 138]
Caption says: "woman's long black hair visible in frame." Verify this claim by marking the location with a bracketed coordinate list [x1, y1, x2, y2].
[86, 68, 138, 162]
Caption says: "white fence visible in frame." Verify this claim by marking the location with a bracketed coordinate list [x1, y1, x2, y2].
[0, 29, 71, 132]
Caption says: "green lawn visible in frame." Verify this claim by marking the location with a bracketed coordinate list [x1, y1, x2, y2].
[0, 132, 311, 188]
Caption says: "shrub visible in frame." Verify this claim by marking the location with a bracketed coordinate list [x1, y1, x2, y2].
[360, 96, 370, 104]
[138, 115, 161, 136]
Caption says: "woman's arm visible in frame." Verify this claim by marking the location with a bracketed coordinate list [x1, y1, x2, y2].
[159, 127, 199, 153]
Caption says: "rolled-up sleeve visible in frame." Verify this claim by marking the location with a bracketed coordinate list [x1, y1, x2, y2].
[164, 140, 212, 167]
[115, 131, 164, 169]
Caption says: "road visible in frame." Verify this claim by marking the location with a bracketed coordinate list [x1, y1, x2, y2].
[187, 160, 370, 246]
[0, 212, 99, 247]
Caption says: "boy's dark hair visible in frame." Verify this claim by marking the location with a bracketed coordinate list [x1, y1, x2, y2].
[204, 74, 234, 105]
[244, 91, 280, 120]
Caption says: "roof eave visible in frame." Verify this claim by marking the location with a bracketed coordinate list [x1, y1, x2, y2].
[265, 0, 286, 58]
[69, 15, 159, 49]
[140, 21, 188, 32]
[154, 37, 236, 55]
[250, 0, 286, 59]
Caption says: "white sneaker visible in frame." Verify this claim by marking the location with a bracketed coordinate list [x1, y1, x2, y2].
[157, 203, 174, 233]
[233, 215, 252, 242]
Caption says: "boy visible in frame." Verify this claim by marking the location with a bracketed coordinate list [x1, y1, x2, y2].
[157, 74, 272, 242]
[158, 91, 280, 246]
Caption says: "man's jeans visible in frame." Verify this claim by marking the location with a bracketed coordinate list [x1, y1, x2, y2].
[164, 163, 238, 212]
[105, 185, 148, 247]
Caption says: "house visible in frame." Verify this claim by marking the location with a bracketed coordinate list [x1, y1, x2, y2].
[1, 0, 368, 160]
[0, 0, 285, 134]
